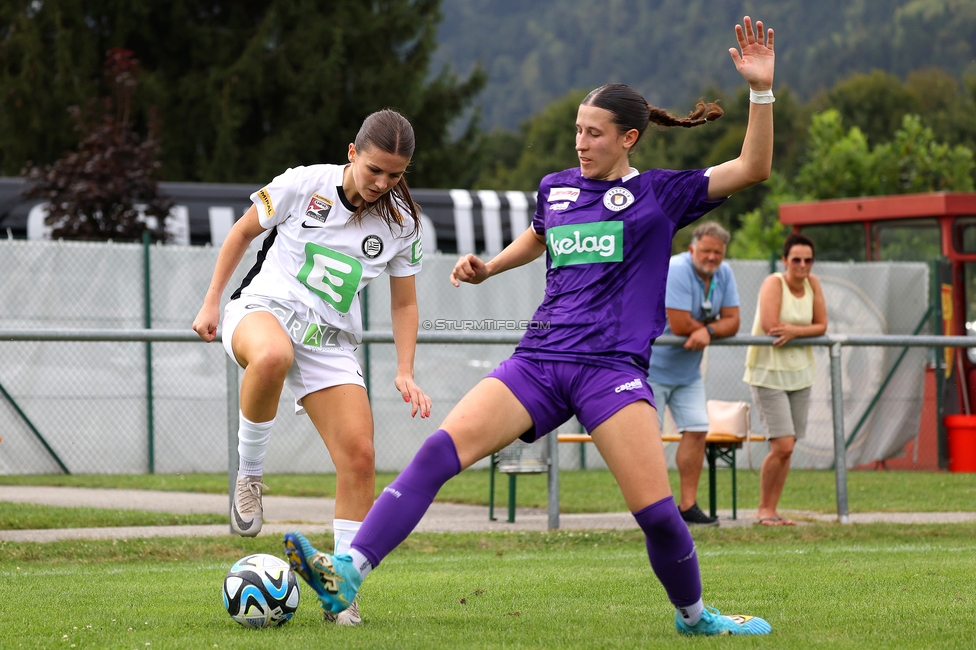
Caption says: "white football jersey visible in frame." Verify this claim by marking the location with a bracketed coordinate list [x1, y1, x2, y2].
[232, 164, 423, 346]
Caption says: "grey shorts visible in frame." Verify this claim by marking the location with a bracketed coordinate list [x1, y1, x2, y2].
[750, 385, 811, 440]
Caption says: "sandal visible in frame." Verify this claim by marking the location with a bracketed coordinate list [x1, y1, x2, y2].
[754, 517, 783, 526]
[754, 516, 796, 526]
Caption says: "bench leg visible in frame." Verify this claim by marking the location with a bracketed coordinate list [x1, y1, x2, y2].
[731, 447, 737, 520]
[489, 453, 497, 521]
[508, 474, 517, 523]
[707, 443, 718, 519]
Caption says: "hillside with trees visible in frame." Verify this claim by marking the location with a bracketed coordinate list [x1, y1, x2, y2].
[5, 0, 976, 256]
[434, 0, 976, 131]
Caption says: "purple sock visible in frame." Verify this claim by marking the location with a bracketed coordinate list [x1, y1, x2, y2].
[350, 429, 461, 568]
[633, 496, 702, 608]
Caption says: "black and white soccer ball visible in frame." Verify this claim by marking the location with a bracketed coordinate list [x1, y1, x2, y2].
[223, 553, 300, 628]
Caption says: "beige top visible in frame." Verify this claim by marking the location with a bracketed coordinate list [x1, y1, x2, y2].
[743, 273, 816, 390]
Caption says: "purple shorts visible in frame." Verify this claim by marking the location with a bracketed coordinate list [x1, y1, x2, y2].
[486, 355, 655, 442]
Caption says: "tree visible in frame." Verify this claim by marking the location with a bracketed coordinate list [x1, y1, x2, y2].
[0, 0, 101, 176]
[821, 70, 917, 149]
[873, 114, 975, 194]
[731, 109, 976, 260]
[726, 172, 793, 261]
[1, 0, 485, 188]
[474, 89, 587, 191]
[793, 110, 876, 199]
[22, 48, 172, 242]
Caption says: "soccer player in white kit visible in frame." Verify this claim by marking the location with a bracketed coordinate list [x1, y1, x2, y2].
[193, 109, 431, 626]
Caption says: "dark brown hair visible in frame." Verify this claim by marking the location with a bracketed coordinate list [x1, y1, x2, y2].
[350, 109, 422, 235]
[582, 83, 722, 148]
[783, 232, 815, 258]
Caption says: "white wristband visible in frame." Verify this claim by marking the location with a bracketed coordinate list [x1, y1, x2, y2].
[750, 88, 775, 104]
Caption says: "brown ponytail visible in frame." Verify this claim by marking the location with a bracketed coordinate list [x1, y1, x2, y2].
[583, 84, 722, 147]
[648, 99, 723, 128]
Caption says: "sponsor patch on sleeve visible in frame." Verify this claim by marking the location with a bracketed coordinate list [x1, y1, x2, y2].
[411, 238, 423, 264]
[257, 188, 275, 218]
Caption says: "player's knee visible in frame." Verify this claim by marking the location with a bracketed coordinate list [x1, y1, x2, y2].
[247, 346, 294, 379]
[339, 437, 375, 475]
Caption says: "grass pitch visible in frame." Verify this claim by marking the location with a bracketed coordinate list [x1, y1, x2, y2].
[1, 525, 974, 649]
[1, 472, 975, 647]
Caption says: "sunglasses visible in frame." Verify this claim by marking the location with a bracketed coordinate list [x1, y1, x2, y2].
[788, 257, 814, 265]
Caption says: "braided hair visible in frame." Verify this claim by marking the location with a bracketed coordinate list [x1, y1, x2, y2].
[582, 83, 722, 148]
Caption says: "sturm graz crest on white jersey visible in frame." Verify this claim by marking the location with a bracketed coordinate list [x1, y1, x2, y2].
[362, 234, 383, 258]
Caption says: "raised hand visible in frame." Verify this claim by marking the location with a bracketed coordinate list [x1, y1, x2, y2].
[729, 16, 774, 91]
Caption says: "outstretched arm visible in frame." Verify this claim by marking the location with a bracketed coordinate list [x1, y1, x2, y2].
[450, 226, 547, 287]
[191, 205, 266, 341]
[707, 16, 775, 200]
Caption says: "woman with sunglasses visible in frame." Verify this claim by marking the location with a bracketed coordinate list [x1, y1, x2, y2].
[744, 232, 827, 526]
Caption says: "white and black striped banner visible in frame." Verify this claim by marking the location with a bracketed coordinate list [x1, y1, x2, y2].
[0, 178, 536, 254]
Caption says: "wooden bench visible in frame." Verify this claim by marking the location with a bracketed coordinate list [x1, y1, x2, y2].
[489, 432, 766, 523]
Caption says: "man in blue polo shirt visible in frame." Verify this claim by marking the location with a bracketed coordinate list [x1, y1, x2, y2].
[648, 222, 740, 526]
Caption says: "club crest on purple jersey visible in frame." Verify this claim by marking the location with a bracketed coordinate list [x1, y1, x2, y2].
[603, 187, 635, 211]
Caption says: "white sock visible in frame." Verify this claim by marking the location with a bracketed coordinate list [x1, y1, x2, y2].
[333, 519, 362, 556]
[237, 411, 274, 477]
[348, 548, 373, 581]
[677, 599, 705, 626]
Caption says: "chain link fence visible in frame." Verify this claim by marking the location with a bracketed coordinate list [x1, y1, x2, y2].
[0, 239, 937, 475]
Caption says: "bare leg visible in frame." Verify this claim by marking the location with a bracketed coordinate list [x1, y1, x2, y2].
[589, 401, 672, 512]
[675, 430, 707, 510]
[757, 435, 794, 520]
[231, 312, 293, 422]
[439, 378, 535, 468]
[302, 385, 375, 521]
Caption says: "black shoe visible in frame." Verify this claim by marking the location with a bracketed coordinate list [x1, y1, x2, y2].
[679, 502, 719, 526]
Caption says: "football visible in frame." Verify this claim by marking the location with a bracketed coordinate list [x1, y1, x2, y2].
[222, 553, 300, 628]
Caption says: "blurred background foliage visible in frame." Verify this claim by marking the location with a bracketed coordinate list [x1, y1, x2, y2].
[4, 0, 976, 255]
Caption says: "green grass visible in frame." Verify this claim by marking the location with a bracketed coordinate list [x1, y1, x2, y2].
[2, 468, 976, 514]
[1, 525, 974, 649]
[0, 502, 225, 530]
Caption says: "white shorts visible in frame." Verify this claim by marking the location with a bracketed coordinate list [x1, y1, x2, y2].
[222, 296, 365, 414]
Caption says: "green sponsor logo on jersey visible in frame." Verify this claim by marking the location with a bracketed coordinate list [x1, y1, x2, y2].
[297, 243, 363, 313]
[411, 238, 423, 264]
[546, 221, 623, 267]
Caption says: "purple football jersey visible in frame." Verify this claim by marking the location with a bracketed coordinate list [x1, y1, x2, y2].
[516, 167, 724, 372]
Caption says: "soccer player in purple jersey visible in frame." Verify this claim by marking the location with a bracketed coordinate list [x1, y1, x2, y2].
[285, 16, 776, 636]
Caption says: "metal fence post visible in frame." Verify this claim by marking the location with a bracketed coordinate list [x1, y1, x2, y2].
[830, 341, 850, 524]
[547, 429, 560, 530]
[226, 355, 240, 535]
[143, 231, 155, 473]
